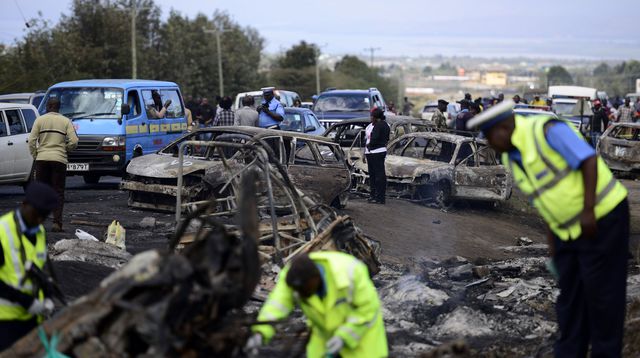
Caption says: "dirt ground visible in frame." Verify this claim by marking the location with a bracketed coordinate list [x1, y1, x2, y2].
[0, 176, 639, 355]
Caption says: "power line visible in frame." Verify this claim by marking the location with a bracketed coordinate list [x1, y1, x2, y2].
[13, 0, 30, 28]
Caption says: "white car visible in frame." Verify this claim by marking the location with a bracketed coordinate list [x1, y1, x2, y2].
[0, 103, 39, 187]
[233, 89, 300, 110]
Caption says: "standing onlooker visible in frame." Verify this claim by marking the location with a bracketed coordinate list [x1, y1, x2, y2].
[365, 108, 390, 205]
[387, 101, 397, 115]
[402, 97, 414, 116]
[590, 99, 608, 147]
[258, 87, 285, 129]
[28, 98, 78, 232]
[616, 98, 636, 123]
[198, 98, 216, 128]
[432, 99, 448, 130]
[234, 96, 259, 127]
[185, 95, 199, 115]
[512, 94, 521, 104]
[212, 96, 235, 126]
[455, 100, 473, 131]
[496, 93, 505, 103]
[185, 107, 194, 132]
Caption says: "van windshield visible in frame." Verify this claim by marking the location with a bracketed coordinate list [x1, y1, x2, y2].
[552, 102, 576, 116]
[40, 87, 124, 119]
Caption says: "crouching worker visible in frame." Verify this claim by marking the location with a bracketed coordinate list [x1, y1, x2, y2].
[246, 252, 388, 357]
[0, 182, 59, 351]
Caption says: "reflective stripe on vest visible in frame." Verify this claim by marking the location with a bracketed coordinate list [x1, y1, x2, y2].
[507, 115, 627, 240]
[0, 212, 47, 320]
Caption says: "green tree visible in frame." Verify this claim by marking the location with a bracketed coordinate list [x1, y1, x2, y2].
[329, 55, 398, 102]
[547, 65, 573, 86]
[278, 41, 318, 69]
[154, 11, 264, 98]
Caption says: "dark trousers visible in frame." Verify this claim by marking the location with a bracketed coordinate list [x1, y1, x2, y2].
[34, 160, 66, 226]
[0, 318, 37, 351]
[553, 199, 629, 358]
[366, 152, 387, 202]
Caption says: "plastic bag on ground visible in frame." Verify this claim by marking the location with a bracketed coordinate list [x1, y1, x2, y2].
[74, 229, 98, 242]
[105, 220, 126, 250]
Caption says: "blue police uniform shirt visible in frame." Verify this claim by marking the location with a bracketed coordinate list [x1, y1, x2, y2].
[258, 98, 285, 128]
[508, 121, 595, 170]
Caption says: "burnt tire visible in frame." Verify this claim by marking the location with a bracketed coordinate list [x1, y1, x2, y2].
[434, 181, 452, 209]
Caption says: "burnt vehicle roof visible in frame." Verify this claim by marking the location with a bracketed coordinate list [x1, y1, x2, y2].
[391, 131, 487, 145]
[178, 126, 339, 146]
[322, 116, 430, 136]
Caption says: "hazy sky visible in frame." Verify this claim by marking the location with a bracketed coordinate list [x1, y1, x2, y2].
[1, 0, 639, 59]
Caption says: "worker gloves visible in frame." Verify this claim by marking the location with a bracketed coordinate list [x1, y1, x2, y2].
[326, 336, 344, 355]
[28, 298, 54, 316]
[244, 333, 263, 355]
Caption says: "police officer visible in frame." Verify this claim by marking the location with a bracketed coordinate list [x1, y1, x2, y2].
[468, 100, 629, 357]
[0, 182, 59, 351]
[257, 87, 285, 129]
[246, 252, 388, 358]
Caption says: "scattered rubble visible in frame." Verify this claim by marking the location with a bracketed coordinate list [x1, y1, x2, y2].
[51, 239, 132, 269]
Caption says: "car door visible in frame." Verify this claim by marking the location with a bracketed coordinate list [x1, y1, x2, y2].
[304, 112, 323, 136]
[0, 111, 13, 182]
[287, 138, 346, 205]
[7, 109, 32, 181]
[125, 88, 151, 156]
[453, 143, 510, 201]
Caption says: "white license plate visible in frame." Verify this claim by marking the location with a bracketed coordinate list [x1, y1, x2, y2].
[67, 163, 90, 171]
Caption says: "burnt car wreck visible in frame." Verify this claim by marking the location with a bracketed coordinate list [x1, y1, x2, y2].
[4, 143, 381, 357]
[121, 127, 351, 212]
[598, 122, 640, 175]
[351, 132, 512, 207]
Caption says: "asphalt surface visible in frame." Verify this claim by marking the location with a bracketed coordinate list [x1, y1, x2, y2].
[0, 175, 638, 297]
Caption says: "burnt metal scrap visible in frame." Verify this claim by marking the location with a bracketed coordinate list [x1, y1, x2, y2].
[172, 139, 381, 275]
[121, 127, 351, 212]
[2, 172, 262, 358]
[349, 132, 512, 207]
[597, 122, 640, 174]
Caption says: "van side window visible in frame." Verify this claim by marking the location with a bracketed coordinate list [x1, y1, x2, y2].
[20, 109, 37, 131]
[6, 110, 25, 135]
[127, 90, 142, 117]
[161, 90, 185, 118]
[0, 112, 6, 137]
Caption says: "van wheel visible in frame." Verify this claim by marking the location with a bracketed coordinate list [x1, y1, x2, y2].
[83, 175, 101, 184]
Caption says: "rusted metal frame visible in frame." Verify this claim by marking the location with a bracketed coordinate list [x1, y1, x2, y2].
[176, 140, 249, 226]
[254, 148, 282, 266]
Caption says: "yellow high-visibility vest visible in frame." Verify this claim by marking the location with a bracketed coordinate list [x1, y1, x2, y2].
[253, 251, 388, 358]
[0, 211, 47, 321]
[504, 115, 627, 240]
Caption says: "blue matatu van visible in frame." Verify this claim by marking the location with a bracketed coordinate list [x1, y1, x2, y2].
[38, 79, 188, 183]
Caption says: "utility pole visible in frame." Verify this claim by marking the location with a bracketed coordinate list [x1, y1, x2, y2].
[203, 27, 226, 97]
[315, 44, 328, 95]
[363, 47, 381, 68]
[128, 0, 151, 79]
[131, 1, 137, 79]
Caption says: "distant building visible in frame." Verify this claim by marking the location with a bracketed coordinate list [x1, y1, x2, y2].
[482, 72, 508, 86]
